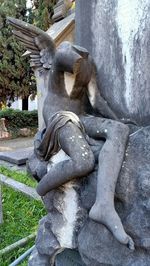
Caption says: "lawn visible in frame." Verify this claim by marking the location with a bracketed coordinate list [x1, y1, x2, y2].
[0, 166, 46, 265]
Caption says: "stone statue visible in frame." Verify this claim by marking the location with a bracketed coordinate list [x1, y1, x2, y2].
[8, 17, 135, 265]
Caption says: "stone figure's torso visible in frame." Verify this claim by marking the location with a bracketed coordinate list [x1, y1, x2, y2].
[43, 70, 88, 126]
[42, 43, 94, 126]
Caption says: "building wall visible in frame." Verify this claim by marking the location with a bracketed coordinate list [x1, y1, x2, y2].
[11, 96, 37, 111]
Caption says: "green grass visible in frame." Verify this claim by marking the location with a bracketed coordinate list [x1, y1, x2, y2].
[0, 166, 46, 265]
[0, 166, 36, 188]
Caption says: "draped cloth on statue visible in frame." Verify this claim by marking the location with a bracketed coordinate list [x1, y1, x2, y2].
[34, 111, 85, 161]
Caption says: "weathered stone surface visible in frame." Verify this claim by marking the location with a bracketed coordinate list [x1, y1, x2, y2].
[0, 118, 11, 140]
[28, 247, 50, 266]
[31, 127, 150, 265]
[36, 216, 60, 256]
[41, 181, 87, 250]
[55, 249, 85, 266]
[0, 131, 11, 140]
[52, 0, 73, 22]
[0, 147, 33, 165]
[76, 0, 150, 126]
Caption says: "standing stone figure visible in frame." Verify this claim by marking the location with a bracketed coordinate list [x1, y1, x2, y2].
[8, 17, 135, 253]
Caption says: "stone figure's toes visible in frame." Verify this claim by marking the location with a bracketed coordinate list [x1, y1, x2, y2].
[127, 236, 135, 250]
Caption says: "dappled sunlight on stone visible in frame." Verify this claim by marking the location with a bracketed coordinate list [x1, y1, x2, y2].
[0, 146, 12, 152]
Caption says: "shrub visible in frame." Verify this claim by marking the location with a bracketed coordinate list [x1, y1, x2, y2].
[0, 108, 38, 130]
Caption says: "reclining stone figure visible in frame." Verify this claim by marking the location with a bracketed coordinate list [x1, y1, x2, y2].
[8, 17, 134, 250]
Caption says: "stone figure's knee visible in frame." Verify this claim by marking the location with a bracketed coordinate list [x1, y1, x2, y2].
[108, 122, 129, 140]
[74, 149, 95, 176]
[116, 122, 129, 139]
[86, 150, 95, 172]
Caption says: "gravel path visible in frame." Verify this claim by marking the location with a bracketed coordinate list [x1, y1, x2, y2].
[0, 137, 33, 152]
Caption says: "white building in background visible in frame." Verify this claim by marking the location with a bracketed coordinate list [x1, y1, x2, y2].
[11, 96, 37, 111]
[28, 96, 37, 110]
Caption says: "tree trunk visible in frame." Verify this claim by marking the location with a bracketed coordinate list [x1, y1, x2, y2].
[76, 0, 150, 126]
[22, 97, 28, 110]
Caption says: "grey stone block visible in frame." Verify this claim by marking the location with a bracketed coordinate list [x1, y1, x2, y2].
[0, 147, 33, 165]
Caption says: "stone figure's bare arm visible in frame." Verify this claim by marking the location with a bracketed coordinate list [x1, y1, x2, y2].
[87, 75, 118, 120]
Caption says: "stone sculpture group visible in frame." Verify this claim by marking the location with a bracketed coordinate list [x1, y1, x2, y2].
[7, 17, 150, 266]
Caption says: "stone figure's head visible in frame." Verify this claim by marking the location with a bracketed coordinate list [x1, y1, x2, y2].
[54, 41, 93, 86]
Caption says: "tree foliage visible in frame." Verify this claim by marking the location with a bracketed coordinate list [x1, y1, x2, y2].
[0, 0, 57, 105]
[33, 0, 56, 30]
[0, 0, 36, 104]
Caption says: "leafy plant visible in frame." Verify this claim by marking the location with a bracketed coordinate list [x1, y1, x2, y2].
[0, 0, 36, 104]
[0, 108, 38, 129]
[33, 0, 56, 30]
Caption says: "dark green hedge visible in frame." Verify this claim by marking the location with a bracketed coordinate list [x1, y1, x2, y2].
[0, 108, 38, 129]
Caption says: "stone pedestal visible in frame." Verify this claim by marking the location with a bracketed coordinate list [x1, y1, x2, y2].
[0, 118, 11, 139]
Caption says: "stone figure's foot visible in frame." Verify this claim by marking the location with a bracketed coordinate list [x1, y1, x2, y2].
[127, 236, 135, 250]
[89, 203, 135, 250]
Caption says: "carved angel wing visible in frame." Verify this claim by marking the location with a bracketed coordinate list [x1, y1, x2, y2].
[7, 17, 56, 69]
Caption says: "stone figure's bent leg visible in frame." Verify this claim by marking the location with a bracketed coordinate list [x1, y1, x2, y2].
[36, 122, 95, 196]
[80, 116, 134, 249]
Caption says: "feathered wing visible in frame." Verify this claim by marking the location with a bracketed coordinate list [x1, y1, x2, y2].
[7, 17, 56, 70]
